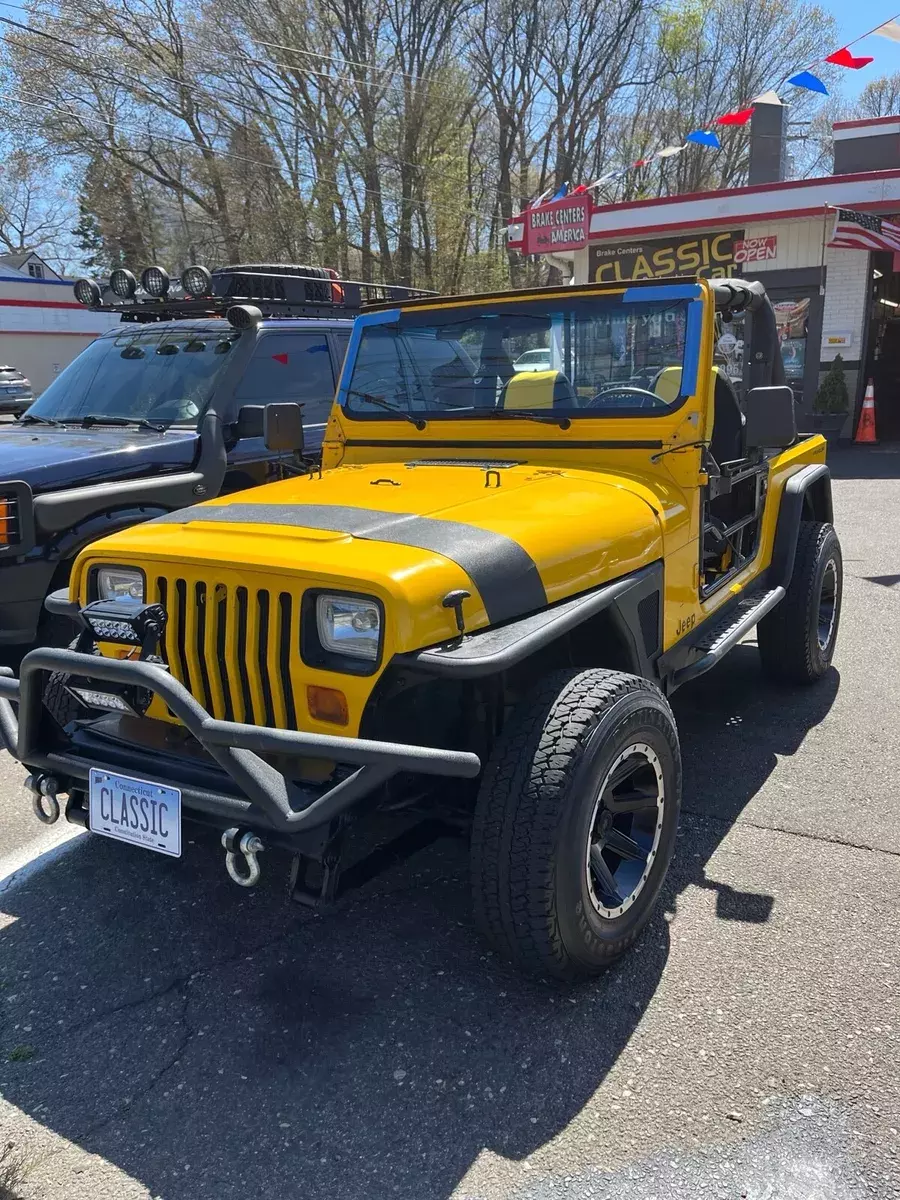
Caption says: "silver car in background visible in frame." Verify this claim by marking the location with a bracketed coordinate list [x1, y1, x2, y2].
[0, 366, 33, 417]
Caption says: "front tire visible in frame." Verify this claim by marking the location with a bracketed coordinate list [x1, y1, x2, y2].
[470, 669, 681, 981]
[758, 521, 842, 685]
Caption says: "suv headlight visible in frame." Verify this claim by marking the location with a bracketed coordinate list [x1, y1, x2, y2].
[315, 594, 381, 662]
[95, 566, 145, 605]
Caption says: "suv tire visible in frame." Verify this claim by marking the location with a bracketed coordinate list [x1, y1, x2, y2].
[470, 669, 681, 981]
[758, 521, 842, 685]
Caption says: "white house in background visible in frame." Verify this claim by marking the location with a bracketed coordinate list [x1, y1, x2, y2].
[0, 257, 119, 396]
[0, 251, 63, 281]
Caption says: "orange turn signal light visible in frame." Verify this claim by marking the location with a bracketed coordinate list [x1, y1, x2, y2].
[0, 499, 9, 546]
[307, 685, 349, 726]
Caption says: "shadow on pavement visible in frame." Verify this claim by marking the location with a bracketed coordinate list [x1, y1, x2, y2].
[828, 446, 900, 480]
[0, 646, 838, 1199]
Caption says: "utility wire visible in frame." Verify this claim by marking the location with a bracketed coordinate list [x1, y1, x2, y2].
[0, 9, 527, 209]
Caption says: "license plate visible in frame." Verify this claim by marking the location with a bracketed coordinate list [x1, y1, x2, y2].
[89, 769, 181, 857]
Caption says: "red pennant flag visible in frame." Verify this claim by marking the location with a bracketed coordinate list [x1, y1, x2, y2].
[716, 107, 754, 126]
[570, 183, 590, 194]
[826, 47, 874, 69]
[272, 353, 289, 365]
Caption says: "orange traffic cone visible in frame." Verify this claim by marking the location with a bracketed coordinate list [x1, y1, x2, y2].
[855, 379, 878, 444]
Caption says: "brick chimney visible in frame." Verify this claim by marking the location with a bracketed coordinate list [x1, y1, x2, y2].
[748, 100, 787, 185]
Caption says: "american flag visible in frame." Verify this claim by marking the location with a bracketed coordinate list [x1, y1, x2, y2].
[829, 207, 900, 253]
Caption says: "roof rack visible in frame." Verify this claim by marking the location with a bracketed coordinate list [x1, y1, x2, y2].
[74, 263, 435, 324]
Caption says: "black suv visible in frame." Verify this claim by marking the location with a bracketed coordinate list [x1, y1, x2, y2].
[0, 263, 428, 649]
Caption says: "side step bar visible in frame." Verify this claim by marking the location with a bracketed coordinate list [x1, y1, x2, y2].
[671, 586, 785, 690]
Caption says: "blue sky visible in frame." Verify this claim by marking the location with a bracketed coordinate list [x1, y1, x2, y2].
[823, 2, 900, 99]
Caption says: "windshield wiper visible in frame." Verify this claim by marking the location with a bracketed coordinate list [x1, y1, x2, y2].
[479, 408, 572, 429]
[347, 390, 426, 431]
[18, 414, 60, 426]
[78, 414, 170, 432]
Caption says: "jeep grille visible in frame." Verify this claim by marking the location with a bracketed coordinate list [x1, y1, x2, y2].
[154, 574, 300, 727]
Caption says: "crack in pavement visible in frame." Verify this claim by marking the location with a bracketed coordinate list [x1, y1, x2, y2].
[681, 806, 900, 859]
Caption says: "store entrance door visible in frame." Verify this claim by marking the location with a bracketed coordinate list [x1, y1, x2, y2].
[870, 318, 900, 441]
[867, 250, 900, 441]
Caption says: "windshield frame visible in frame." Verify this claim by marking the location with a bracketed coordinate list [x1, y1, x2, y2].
[338, 282, 704, 425]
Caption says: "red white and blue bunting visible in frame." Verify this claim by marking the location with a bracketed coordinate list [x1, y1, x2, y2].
[525, 11, 900, 210]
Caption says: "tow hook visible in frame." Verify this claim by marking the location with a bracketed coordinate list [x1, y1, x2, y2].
[221, 828, 265, 887]
[25, 773, 61, 825]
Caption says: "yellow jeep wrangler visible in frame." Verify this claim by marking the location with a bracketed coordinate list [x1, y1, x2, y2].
[0, 277, 841, 980]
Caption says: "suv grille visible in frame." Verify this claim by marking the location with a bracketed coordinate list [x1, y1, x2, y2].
[154, 575, 300, 727]
[0, 493, 22, 548]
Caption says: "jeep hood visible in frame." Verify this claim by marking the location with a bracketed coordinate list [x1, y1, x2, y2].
[85, 461, 671, 635]
[0, 425, 198, 491]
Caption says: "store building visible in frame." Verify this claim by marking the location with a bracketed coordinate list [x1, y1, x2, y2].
[508, 112, 900, 439]
[0, 257, 118, 395]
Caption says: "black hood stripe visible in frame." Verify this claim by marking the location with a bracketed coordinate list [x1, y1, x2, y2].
[152, 503, 547, 623]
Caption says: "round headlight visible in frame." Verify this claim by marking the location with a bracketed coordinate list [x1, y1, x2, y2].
[109, 269, 137, 299]
[182, 265, 212, 296]
[73, 278, 101, 307]
[140, 265, 170, 298]
[95, 566, 145, 605]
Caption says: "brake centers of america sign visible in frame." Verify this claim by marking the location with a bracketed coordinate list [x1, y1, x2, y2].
[524, 198, 590, 255]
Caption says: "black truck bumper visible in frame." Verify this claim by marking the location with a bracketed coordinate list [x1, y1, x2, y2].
[0, 648, 482, 844]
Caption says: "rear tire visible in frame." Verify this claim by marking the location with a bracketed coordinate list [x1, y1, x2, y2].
[470, 669, 681, 981]
[758, 521, 842, 684]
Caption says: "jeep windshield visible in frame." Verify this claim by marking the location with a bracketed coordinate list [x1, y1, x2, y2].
[342, 291, 698, 421]
[24, 326, 238, 427]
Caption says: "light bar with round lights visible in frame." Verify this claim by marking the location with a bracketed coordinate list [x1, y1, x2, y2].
[73, 278, 101, 307]
[182, 264, 212, 296]
[109, 268, 137, 299]
[140, 265, 170, 298]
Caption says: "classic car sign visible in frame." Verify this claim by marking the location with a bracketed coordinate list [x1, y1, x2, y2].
[524, 197, 590, 255]
[589, 231, 745, 282]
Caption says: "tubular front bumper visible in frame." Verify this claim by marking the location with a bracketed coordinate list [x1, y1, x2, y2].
[0, 648, 482, 836]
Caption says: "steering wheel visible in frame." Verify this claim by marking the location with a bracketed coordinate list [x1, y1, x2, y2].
[586, 385, 669, 411]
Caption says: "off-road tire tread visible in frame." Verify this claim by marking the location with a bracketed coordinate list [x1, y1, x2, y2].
[758, 521, 840, 684]
[43, 669, 82, 729]
[470, 668, 678, 980]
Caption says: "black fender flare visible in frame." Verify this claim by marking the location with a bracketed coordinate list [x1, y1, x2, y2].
[32, 412, 227, 537]
[769, 463, 833, 589]
[45, 504, 173, 567]
[391, 562, 664, 681]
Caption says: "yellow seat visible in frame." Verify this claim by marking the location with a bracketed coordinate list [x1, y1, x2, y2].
[653, 365, 730, 404]
[503, 369, 558, 410]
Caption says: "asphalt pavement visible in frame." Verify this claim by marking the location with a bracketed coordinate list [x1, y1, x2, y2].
[0, 447, 898, 1199]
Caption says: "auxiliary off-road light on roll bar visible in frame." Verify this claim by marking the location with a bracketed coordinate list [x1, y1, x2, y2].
[109, 268, 137, 299]
[140, 265, 170, 298]
[80, 599, 167, 647]
[182, 264, 212, 296]
[73, 278, 101, 307]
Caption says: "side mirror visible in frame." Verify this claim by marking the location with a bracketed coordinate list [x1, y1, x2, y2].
[264, 402, 305, 453]
[744, 385, 796, 451]
[235, 405, 265, 440]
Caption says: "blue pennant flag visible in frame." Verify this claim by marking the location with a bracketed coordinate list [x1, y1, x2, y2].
[788, 70, 828, 95]
[549, 181, 569, 201]
[686, 130, 721, 150]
